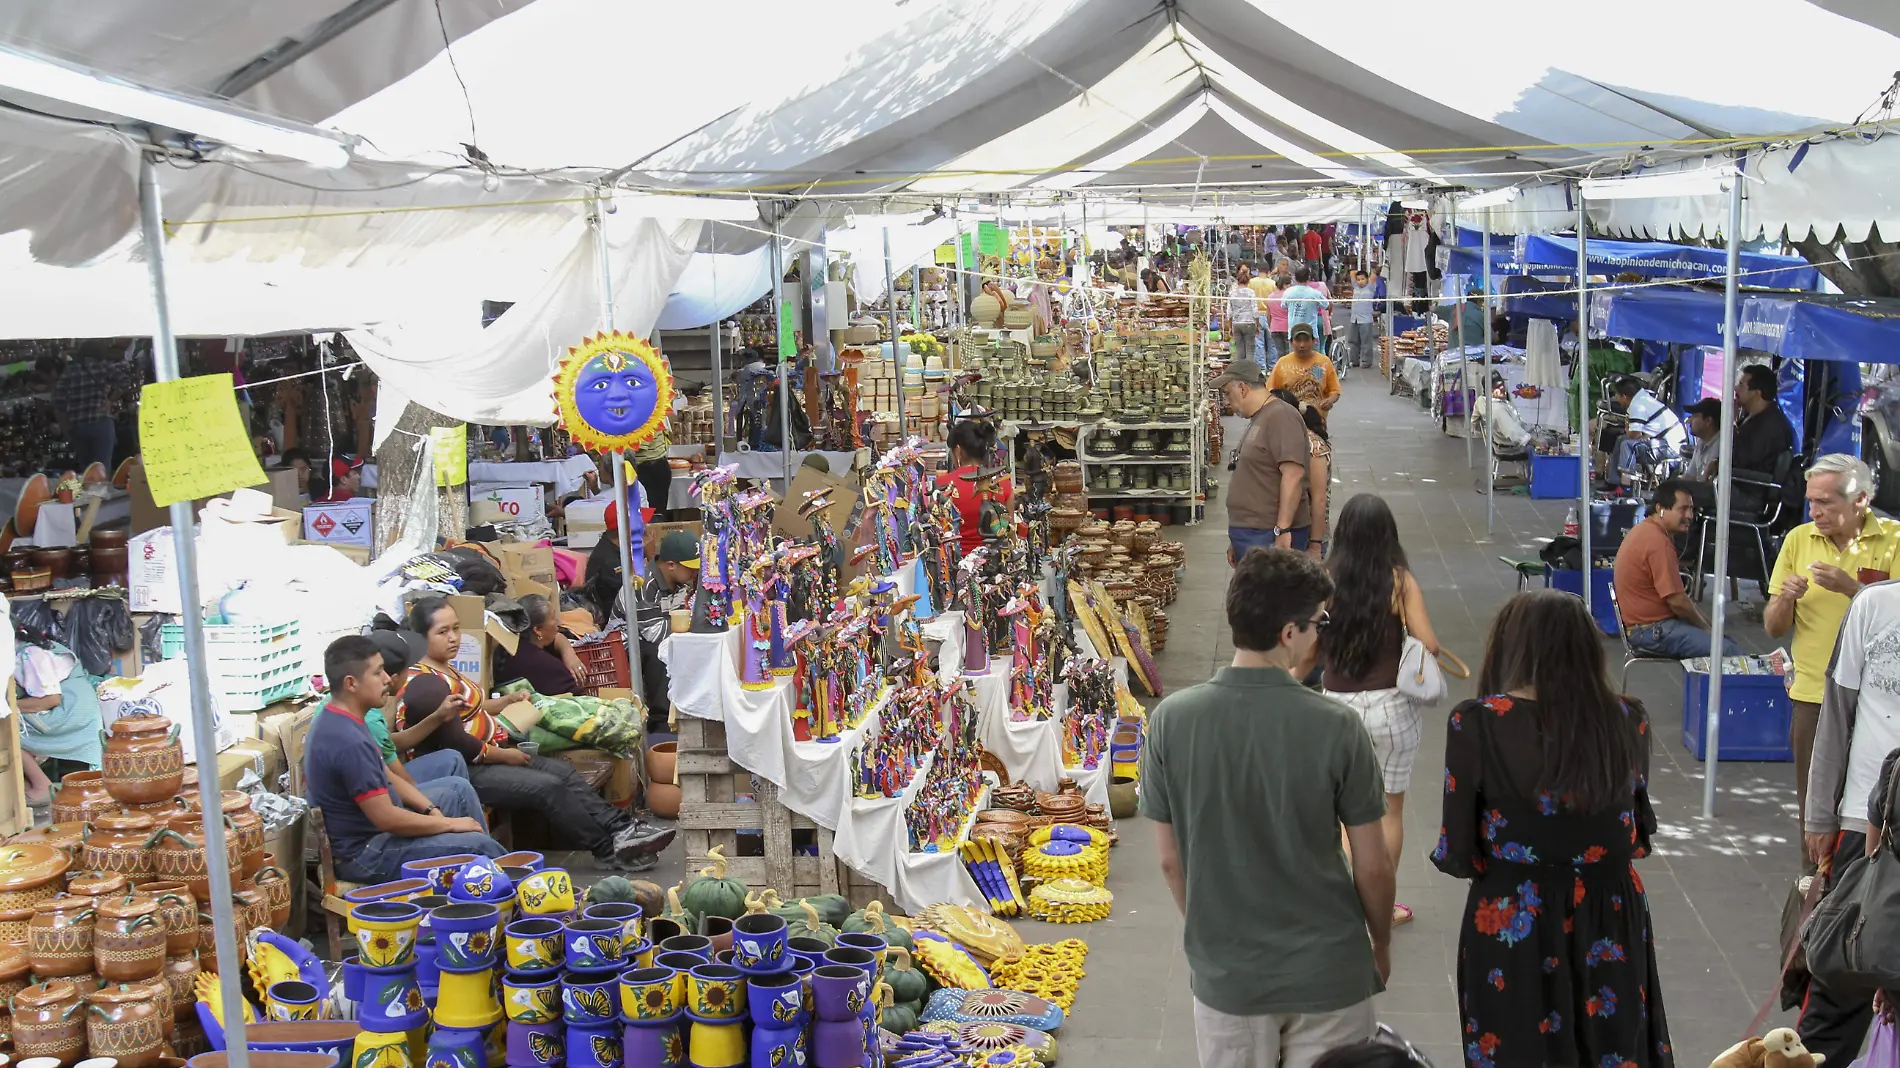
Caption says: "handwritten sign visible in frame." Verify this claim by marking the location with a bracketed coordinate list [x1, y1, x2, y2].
[136, 374, 266, 507]
[934, 243, 956, 265]
[777, 298, 796, 360]
[959, 233, 974, 269]
[430, 424, 468, 487]
[977, 221, 1006, 257]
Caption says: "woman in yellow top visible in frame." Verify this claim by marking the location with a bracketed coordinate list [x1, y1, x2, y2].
[1764, 454, 1900, 836]
[397, 595, 674, 872]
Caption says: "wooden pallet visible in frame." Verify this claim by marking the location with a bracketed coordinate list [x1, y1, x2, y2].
[676, 716, 881, 905]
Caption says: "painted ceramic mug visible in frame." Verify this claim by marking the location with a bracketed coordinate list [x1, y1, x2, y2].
[500, 970, 561, 1024]
[503, 917, 564, 973]
[514, 870, 575, 917]
[685, 963, 745, 1022]
[618, 965, 679, 1023]
[729, 913, 788, 971]
[264, 980, 321, 1021]
[348, 901, 422, 969]
[563, 918, 622, 973]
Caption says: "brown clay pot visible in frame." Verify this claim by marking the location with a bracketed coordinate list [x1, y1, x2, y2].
[0, 904, 34, 942]
[27, 896, 97, 978]
[12, 978, 87, 1066]
[101, 715, 185, 806]
[0, 939, 31, 1004]
[94, 893, 165, 982]
[83, 812, 158, 882]
[146, 816, 240, 904]
[253, 862, 292, 931]
[211, 792, 264, 878]
[126, 972, 175, 1037]
[87, 980, 168, 1068]
[646, 782, 681, 820]
[8, 821, 90, 861]
[51, 771, 117, 825]
[133, 881, 198, 957]
[67, 870, 131, 902]
[161, 952, 199, 1020]
[121, 798, 189, 821]
[231, 883, 270, 934]
[196, 906, 247, 973]
[645, 741, 678, 786]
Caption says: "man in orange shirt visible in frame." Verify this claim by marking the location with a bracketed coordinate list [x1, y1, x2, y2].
[1612, 478, 1738, 658]
[1267, 323, 1341, 415]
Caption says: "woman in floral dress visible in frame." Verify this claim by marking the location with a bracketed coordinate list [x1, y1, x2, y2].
[1432, 590, 1673, 1068]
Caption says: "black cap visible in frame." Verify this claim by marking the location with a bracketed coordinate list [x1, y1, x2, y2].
[1289, 322, 1316, 340]
[368, 629, 427, 676]
[1212, 360, 1266, 389]
[1685, 398, 1723, 420]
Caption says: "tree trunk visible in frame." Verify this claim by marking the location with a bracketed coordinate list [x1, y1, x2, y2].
[372, 402, 467, 554]
[1791, 222, 1900, 297]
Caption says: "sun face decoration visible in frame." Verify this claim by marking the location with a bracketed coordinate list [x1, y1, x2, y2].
[552, 332, 673, 453]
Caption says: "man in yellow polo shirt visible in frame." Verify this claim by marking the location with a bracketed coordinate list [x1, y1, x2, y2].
[1764, 453, 1900, 838]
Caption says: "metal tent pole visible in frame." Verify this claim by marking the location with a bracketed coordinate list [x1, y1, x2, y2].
[1577, 193, 1593, 618]
[955, 214, 968, 326]
[771, 210, 793, 486]
[140, 152, 251, 1068]
[706, 226, 725, 458]
[1484, 205, 1495, 535]
[593, 194, 645, 707]
[1451, 201, 1471, 469]
[882, 227, 905, 440]
[1702, 170, 1745, 818]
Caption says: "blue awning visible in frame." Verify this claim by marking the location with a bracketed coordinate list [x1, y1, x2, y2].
[1601, 287, 1728, 348]
[1518, 234, 1819, 290]
[1740, 298, 1900, 363]
[1502, 275, 1577, 321]
[1453, 226, 1513, 250]
[1445, 245, 1518, 280]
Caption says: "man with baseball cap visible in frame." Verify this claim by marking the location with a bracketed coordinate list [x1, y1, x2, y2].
[1216, 359, 1313, 560]
[1684, 397, 1723, 481]
[311, 456, 365, 504]
[1268, 322, 1342, 415]
[632, 531, 701, 729]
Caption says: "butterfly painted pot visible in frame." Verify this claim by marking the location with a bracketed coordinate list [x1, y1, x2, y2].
[431, 903, 499, 971]
[423, 1025, 487, 1068]
[399, 856, 479, 896]
[505, 1020, 564, 1067]
[565, 918, 624, 973]
[562, 970, 618, 1025]
[582, 901, 645, 944]
[501, 969, 561, 1024]
[809, 964, 871, 1023]
[503, 918, 565, 973]
[729, 913, 787, 972]
[514, 869, 575, 917]
[747, 1023, 805, 1068]
[568, 1021, 623, 1068]
[745, 970, 806, 1028]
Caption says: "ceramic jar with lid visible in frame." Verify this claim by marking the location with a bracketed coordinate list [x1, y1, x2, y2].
[86, 981, 167, 1068]
[146, 814, 240, 903]
[211, 792, 265, 878]
[94, 894, 164, 982]
[12, 979, 87, 1066]
[50, 771, 116, 825]
[101, 714, 184, 805]
[132, 881, 197, 957]
[67, 870, 130, 902]
[0, 842, 68, 912]
[254, 861, 292, 931]
[82, 812, 157, 881]
[0, 905, 33, 942]
[0, 940, 30, 1004]
[9, 821, 89, 860]
[232, 883, 270, 934]
[28, 896, 97, 978]
[124, 973, 174, 1037]
[160, 952, 199, 1020]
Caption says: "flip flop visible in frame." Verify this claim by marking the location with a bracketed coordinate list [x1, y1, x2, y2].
[1393, 903, 1414, 926]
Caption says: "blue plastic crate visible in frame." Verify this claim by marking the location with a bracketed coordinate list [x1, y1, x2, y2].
[1544, 566, 1619, 636]
[1529, 453, 1583, 499]
[1681, 670, 1793, 762]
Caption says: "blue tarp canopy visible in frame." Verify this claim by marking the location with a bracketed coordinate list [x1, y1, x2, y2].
[1502, 275, 1577, 321]
[1445, 246, 1519, 281]
[1739, 297, 1900, 363]
[1518, 234, 1819, 290]
[1601, 287, 1728, 348]
[1453, 226, 1513, 250]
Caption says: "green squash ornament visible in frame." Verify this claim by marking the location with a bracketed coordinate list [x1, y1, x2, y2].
[875, 981, 916, 1034]
[682, 846, 748, 921]
[584, 875, 637, 906]
[787, 899, 838, 945]
[882, 947, 928, 1004]
[843, 900, 913, 953]
[800, 893, 852, 927]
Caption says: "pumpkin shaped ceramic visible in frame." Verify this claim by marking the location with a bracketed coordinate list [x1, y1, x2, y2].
[680, 847, 746, 921]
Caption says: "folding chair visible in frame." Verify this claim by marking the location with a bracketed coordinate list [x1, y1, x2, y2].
[1607, 583, 1680, 692]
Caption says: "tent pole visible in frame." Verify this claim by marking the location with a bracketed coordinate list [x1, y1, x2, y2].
[912, 250, 923, 336]
[1484, 205, 1495, 536]
[954, 214, 967, 327]
[1703, 170, 1744, 818]
[1577, 192, 1593, 619]
[706, 226, 725, 459]
[1452, 201, 1471, 469]
[593, 192, 646, 708]
[771, 209, 793, 486]
[140, 150, 251, 1068]
[882, 227, 904, 441]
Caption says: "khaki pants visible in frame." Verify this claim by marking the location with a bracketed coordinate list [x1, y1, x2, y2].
[1792, 699, 1822, 834]
[1192, 996, 1376, 1068]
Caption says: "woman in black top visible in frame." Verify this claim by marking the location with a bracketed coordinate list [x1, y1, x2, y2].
[1432, 590, 1672, 1067]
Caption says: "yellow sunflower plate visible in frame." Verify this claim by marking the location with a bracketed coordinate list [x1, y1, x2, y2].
[911, 931, 991, 990]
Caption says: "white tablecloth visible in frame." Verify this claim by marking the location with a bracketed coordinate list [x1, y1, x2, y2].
[362, 455, 600, 497]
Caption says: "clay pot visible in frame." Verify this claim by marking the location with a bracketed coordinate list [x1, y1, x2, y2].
[253, 863, 292, 932]
[645, 741, 678, 786]
[121, 798, 189, 822]
[9, 821, 90, 861]
[87, 980, 167, 1068]
[1107, 776, 1139, 819]
[12, 979, 87, 1066]
[83, 812, 157, 882]
[161, 953, 199, 1020]
[646, 782, 681, 821]
[0, 904, 34, 942]
[31, 548, 73, 580]
[101, 715, 185, 806]
[146, 816, 240, 904]
[89, 546, 129, 586]
[28, 896, 98, 978]
[126, 973, 175, 1037]
[196, 906, 247, 973]
[51, 772, 117, 826]
[132, 882, 197, 958]
[0, 939, 31, 1004]
[67, 870, 130, 903]
[94, 894, 165, 982]
[232, 883, 270, 934]
[211, 793, 264, 878]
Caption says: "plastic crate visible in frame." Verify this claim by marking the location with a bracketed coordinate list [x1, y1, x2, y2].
[1681, 670, 1793, 761]
[158, 617, 308, 710]
[158, 618, 299, 659]
[574, 631, 631, 692]
[1543, 567, 1619, 636]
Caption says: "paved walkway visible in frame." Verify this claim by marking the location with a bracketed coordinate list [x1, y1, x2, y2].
[1046, 379, 1806, 1067]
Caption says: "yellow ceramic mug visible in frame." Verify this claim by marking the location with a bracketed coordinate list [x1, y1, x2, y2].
[685, 964, 746, 1021]
[514, 870, 575, 917]
[504, 918, 565, 973]
[349, 901, 423, 969]
[265, 980, 322, 1021]
[351, 1027, 412, 1068]
[435, 966, 502, 1029]
[619, 966, 679, 1022]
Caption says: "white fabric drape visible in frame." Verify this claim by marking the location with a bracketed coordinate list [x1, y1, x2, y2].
[350, 214, 701, 431]
[655, 246, 776, 331]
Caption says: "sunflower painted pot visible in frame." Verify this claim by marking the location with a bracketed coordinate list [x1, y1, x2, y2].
[618, 965, 679, 1022]
[504, 917, 564, 972]
[684, 963, 745, 1022]
[435, 965, 503, 1030]
[358, 964, 428, 1033]
[400, 855, 479, 896]
[349, 901, 423, 969]
[622, 1018, 685, 1068]
[351, 1025, 415, 1068]
[502, 968, 562, 1024]
[431, 903, 499, 971]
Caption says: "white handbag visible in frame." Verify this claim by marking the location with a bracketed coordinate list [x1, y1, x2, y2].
[1393, 569, 1468, 704]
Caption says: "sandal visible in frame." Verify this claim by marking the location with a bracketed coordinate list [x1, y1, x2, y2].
[1392, 903, 1414, 926]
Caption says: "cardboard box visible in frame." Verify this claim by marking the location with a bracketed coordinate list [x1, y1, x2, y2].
[771, 467, 857, 542]
[128, 527, 180, 615]
[566, 498, 610, 550]
[283, 708, 317, 797]
[449, 593, 519, 695]
[129, 459, 288, 535]
[493, 542, 557, 590]
[213, 742, 272, 790]
[303, 498, 375, 546]
[641, 521, 703, 564]
[472, 485, 546, 526]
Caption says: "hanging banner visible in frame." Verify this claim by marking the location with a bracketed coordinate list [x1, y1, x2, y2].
[777, 298, 797, 359]
[550, 331, 675, 453]
[959, 233, 975, 270]
[136, 374, 267, 506]
[934, 244, 956, 265]
[430, 425, 469, 487]
[977, 221, 1006, 257]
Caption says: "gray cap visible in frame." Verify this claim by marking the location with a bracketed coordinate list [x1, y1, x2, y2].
[1211, 360, 1266, 389]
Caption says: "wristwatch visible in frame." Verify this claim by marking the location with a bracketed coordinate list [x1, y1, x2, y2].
[1271, 527, 1284, 539]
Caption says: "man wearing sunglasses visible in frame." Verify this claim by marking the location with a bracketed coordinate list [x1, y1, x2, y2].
[1142, 547, 1393, 1067]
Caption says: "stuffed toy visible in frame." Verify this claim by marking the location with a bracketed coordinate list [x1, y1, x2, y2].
[1707, 1027, 1825, 1068]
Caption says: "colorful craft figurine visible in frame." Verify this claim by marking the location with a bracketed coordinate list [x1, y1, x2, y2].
[688, 464, 739, 632]
[1061, 657, 1115, 770]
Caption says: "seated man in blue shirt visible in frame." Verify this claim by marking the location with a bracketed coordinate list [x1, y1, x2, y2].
[307, 635, 505, 883]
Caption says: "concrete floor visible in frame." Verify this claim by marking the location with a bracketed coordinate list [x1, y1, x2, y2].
[1049, 380, 1808, 1067]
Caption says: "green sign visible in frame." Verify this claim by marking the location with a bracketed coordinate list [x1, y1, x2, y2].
[778, 298, 796, 360]
[977, 221, 1006, 257]
[959, 233, 974, 269]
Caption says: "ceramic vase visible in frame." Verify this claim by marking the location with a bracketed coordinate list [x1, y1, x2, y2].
[134, 881, 198, 957]
[514, 869, 575, 917]
[145, 815, 241, 903]
[584, 901, 645, 944]
[832, 932, 886, 967]
[28, 896, 97, 978]
[683, 963, 744, 1022]
[211, 791, 266, 877]
[352, 1025, 415, 1068]
[619, 965, 679, 1023]
[810, 964, 871, 1022]
[93, 893, 164, 981]
[99, 715, 184, 806]
[50, 771, 117, 826]
[80, 812, 156, 881]
[265, 979, 322, 1021]
[811, 1017, 870, 1068]
[728, 912, 787, 972]
[820, 947, 878, 979]
[400, 855, 480, 896]
[12, 979, 87, 1066]
[745, 970, 805, 1028]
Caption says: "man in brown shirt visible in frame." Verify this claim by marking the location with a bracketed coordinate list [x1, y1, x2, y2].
[1611, 478, 1737, 657]
[1218, 359, 1311, 562]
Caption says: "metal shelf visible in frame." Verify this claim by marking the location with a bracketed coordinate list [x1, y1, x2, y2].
[1081, 453, 1195, 464]
[1097, 420, 1195, 430]
[1084, 489, 1196, 498]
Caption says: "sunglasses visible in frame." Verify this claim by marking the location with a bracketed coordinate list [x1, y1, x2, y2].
[1294, 611, 1331, 632]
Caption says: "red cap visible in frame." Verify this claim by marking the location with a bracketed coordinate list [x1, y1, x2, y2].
[601, 500, 654, 534]
[330, 456, 364, 480]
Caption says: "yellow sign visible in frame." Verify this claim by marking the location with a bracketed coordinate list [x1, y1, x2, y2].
[934, 244, 956, 265]
[136, 374, 267, 508]
[430, 425, 469, 487]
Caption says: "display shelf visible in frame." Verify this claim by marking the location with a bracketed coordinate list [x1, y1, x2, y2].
[1097, 420, 1195, 430]
[1083, 489, 1196, 499]
[1079, 453, 1194, 464]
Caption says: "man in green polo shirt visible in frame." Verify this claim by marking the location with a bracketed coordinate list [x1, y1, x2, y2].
[1141, 547, 1392, 1067]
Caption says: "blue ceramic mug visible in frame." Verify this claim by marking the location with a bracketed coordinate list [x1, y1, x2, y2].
[424, 1025, 487, 1068]
[565, 918, 624, 973]
[729, 913, 788, 971]
[567, 1022, 622, 1068]
[562, 970, 618, 1025]
[433, 903, 501, 971]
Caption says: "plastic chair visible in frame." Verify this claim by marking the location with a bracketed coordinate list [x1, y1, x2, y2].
[1608, 583, 1680, 692]
[1688, 453, 1795, 601]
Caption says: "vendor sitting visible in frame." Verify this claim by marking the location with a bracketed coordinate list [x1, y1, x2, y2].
[306, 635, 503, 884]
[398, 596, 673, 872]
[1606, 376, 1687, 488]
[493, 594, 585, 696]
[632, 532, 702, 726]
[1612, 479, 1739, 658]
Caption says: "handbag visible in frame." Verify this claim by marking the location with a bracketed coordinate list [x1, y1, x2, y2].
[1802, 772, 1900, 992]
[1393, 568, 1469, 704]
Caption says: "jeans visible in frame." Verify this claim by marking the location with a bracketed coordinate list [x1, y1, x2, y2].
[68, 418, 115, 470]
[1623, 617, 1738, 658]
[469, 754, 629, 859]
[1192, 995, 1375, 1068]
[639, 637, 671, 729]
[336, 750, 503, 883]
[1346, 321, 1378, 368]
[1229, 525, 1310, 563]
[1232, 323, 1260, 368]
[1268, 331, 1288, 361]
